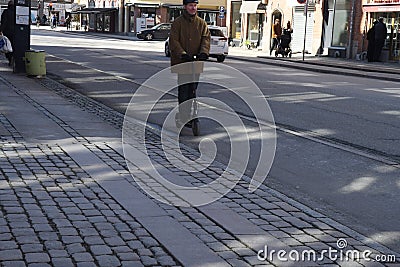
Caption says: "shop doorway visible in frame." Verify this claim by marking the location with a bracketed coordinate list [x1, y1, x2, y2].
[270, 10, 282, 50]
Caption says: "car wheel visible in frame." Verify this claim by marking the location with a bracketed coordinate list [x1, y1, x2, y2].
[165, 43, 170, 57]
[145, 33, 153, 41]
[217, 55, 225, 63]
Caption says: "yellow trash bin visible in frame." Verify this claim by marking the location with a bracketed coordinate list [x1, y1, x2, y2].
[25, 50, 46, 77]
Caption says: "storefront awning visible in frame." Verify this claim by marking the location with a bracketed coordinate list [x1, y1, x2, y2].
[135, 4, 160, 8]
[363, 4, 400, 12]
[240, 1, 261, 14]
[73, 8, 117, 14]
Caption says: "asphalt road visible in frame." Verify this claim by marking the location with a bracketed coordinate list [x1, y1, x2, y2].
[31, 29, 400, 253]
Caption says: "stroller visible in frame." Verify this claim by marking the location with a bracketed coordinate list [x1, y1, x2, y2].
[275, 29, 292, 58]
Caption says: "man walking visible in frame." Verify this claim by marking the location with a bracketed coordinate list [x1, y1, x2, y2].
[373, 17, 387, 62]
[169, 0, 210, 125]
[270, 18, 282, 55]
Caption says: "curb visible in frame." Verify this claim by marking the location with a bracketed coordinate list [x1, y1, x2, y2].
[227, 55, 400, 83]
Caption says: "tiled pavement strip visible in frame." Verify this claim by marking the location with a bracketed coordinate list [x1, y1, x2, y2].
[0, 64, 399, 267]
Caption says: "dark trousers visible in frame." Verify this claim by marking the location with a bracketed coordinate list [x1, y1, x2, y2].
[374, 39, 385, 61]
[367, 41, 375, 62]
[177, 74, 199, 122]
[270, 37, 280, 55]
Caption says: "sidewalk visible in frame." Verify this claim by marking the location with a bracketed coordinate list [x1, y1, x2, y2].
[1, 52, 400, 266]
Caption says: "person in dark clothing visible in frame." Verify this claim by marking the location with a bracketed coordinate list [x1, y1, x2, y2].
[170, 0, 210, 125]
[0, 1, 15, 66]
[373, 17, 387, 62]
[367, 20, 378, 62]
[42, 14, 47, 25]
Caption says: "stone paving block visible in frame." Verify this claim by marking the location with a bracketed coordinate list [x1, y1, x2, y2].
[76, 262, 97, 267]
[1, 261, 26, 267]
[120, 261, 145, 267]
[157, 255, 177, 266]
[104, 236, 126, 246]
[90, 244, 113, 255]
[66, 243, 87, 254]
[117, 252, 141, 261]
[259, 214, 281, 222]
[27, 263, 52, 267]
[62, 235, 84, 244]
[293, 234, 320, 243]
[269, 230, 292, 239]
[72, 252, 95, 262]
[58, 227, 79, 236]
[270, 220, 292, 228]
[96, 255, 121, 267]
[25, 252, 51, 263]
[283, 217, 313, 229]
[15, 235, 41, 245]
[137, 248, 153, 256]
[127, 240, 145, 250]
[44, 241, 64, 250]
[269, 209, 292, 217]
[140, 255, 158, 266]
[48, 249, 69, 258]
[0, 250, 24, 261]
[0, 240, 18, 250]
[12, 228, 36, 237]
[120, 232, 136, 241]
[79, 228, 99, 237]
[38, 232, 59, 242]
[21, 243, 44, 253]
[51, 258, 75, 267]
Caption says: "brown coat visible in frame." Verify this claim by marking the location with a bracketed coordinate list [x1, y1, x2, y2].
[169, 11, 210, 67]
[272, 23, 282, 38]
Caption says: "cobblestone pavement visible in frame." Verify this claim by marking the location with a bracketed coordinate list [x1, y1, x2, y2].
[0, 66, 399, 267]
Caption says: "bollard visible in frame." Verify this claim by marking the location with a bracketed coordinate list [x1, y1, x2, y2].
[25, 50, 46, 77]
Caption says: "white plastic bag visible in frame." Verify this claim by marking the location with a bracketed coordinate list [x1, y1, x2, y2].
[0, 35, 13, 53]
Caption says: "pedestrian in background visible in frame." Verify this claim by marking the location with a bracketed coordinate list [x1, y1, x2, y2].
[284, 21, 293, 34]
[65, 15, 71, 31]
[51, 15, 57, 29]
[36, 15, 41, 28]
[367, 20, 378, 62]
[270, 18, 282, 55]
[0, 0, 15, 66]
[373, 17, 387, 62]
[42, 14, 47, 25]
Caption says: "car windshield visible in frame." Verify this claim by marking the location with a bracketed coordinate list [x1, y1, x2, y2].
[209, 29, 225, 37]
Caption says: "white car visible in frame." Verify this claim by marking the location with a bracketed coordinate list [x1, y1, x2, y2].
[165, 26, 229, 62]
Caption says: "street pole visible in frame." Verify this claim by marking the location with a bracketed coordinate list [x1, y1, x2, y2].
[302, 0, 309, 61]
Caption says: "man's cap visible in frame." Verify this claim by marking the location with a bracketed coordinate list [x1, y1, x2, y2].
[183, 0, 198, 5]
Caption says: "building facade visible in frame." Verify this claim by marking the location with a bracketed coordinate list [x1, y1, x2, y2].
[227, 0, 325, 54]
[122, 0, 227, 34]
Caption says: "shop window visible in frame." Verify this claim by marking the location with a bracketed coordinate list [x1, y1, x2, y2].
[230, 2, 241, 40]
[198, 11, 217, 25]
[331, 0, 351, 47]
